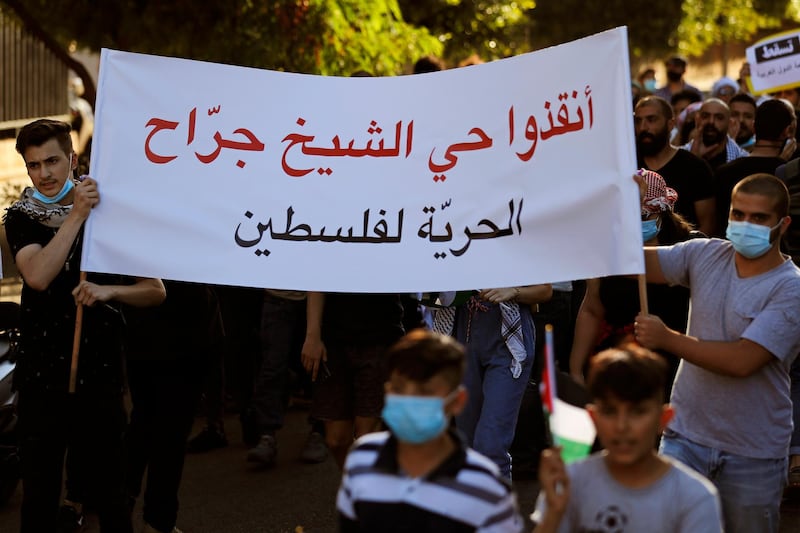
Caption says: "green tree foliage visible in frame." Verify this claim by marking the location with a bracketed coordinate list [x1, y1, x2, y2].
[3, 0, 442, 76]
[677, 0, 786, 57]
[526, 0, 683, 58]
[9, 0, 796, 84]
[789, 0, 800, 19]
[398, 0, 535, 64]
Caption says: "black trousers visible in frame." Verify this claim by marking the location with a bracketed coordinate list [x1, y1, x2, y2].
[17, 387, 131, 533]
[125, 358, 203, 532]
[251, 294, 307, 435]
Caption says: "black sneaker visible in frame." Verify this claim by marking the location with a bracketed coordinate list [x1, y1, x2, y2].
[56, 504, 84, 533]
[186, 426, 228, 453]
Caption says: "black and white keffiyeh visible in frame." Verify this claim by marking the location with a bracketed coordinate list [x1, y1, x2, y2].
[5, 186, 73, 228]
[432, 298, 527, 379]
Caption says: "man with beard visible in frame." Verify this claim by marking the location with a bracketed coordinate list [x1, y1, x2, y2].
[635, 96, 716, 236]
[729, 93, 757, 151]
[682, 98, 749, 171]
[714, 98, 797, 237]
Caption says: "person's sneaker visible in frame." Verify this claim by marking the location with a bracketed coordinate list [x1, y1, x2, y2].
[186, 426, 228, 453]
[246, 434, 277, 467]
[56, 503, 84, 533]
[299, 431, 328, 464]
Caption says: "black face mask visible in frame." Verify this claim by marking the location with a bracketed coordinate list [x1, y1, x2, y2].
[666, 70, 683, 82]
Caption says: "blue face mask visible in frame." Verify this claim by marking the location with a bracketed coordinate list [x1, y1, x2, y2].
[32, 177, 75, 204]
[644, 79, 657, 91]
[641, 218, 660, 242]
[381, 389, 459, 444]
[726, 219, 783, 258]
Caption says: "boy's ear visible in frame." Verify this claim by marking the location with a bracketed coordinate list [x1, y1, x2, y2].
[660, 404, 674, 430]
[70, 151, 78, 171]
[448, 386, 468, 417]
[586, 403, 598, 425]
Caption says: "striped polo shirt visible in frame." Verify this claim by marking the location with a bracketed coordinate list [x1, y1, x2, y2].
[337, 430, 525, 532]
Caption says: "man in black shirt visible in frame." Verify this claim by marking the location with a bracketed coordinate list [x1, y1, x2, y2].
[5, 119, 166, 532]
[635, 96, 717, 236]
[714, 99, 797, 237]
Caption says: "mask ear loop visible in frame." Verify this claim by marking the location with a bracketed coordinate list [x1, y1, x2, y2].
[443, 385, 465, 405]
[769, 217, 787, 243]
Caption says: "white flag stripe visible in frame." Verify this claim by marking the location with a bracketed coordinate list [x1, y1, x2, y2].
[552, 397, 596, 445]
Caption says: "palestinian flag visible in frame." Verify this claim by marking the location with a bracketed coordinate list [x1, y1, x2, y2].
[540, 324, 596, 463]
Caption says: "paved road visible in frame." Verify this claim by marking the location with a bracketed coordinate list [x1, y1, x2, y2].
[1, 405, 799, 532]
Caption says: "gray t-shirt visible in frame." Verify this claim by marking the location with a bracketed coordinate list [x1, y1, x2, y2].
[658, 238, 800, 458]
[533, 454, 722, 533]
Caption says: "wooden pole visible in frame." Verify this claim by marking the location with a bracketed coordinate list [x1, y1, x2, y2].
[68, 270, 87, 393]
[638, 274, 649, 316]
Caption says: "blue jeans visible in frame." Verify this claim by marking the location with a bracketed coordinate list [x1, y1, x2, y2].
[660, 429, 786, 533]
[454, 302, 535, 479]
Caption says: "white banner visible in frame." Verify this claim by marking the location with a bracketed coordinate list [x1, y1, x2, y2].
[746, 29, 800, 94]
[84, 27, 641, 292]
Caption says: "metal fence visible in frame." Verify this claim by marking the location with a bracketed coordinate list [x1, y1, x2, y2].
[0, 8, 68, 129]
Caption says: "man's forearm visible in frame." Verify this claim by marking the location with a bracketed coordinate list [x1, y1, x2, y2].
[17, 214, 84, 291]
[659, 329, 772, 377]
[305, 291, 325, 338]
[110, 278, 166, 307]
[569, 309, 602, 381]
[517, 284, 553, 306]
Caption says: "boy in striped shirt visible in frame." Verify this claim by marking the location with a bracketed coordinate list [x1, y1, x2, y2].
[337, 330, 525, 532]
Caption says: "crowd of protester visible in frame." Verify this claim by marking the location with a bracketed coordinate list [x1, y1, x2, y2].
[5, 51, 800, 533]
